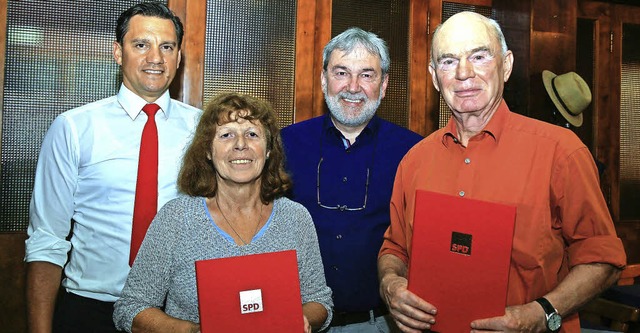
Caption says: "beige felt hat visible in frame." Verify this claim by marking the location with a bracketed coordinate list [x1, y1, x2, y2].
[542, 70, 592, 127]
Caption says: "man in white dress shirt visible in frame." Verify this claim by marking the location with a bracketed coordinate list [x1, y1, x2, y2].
[24, 3, 201, 332]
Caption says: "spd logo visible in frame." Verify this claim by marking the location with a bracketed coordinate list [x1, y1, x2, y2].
[450, 231, 472, 256]
[239, 289, 263, 314]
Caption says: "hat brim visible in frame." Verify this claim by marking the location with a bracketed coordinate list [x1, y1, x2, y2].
[542, 70, 583, 127]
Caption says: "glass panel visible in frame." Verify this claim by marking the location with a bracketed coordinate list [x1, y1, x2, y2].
[1, 1, 148, 232]
[619, 23, 640, 220]
[438, 2, 492, 129]
[331, 0, 410, 128]
[203, 1, 297, 129]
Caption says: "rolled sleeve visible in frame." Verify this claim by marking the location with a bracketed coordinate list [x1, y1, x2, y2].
[25, 115, 78, 266]
[24, 228, 71, 267]
[556, 147, 626, 268]
[566, 235, 626, 268]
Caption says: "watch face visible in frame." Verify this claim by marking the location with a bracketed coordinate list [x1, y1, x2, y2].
[548, 313, 562, 331]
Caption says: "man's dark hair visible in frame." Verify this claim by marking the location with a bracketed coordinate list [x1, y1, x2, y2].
[116, 2, 184, 48]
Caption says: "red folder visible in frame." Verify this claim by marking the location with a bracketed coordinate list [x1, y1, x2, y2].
[195, 250, 304, 333]
[408, 190, 516, 333]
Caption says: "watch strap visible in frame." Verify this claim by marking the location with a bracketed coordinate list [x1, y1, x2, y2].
[535, 297, 556, 315]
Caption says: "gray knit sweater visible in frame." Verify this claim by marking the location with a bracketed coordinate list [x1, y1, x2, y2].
[113, 195, 333, 331]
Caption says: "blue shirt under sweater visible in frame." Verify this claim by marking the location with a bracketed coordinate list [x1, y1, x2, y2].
[281, 114, 422, 312]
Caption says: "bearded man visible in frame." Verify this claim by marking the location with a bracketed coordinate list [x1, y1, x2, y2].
[281, 27, 422, 333]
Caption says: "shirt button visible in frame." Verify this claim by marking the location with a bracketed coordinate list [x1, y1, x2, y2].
[459, 191, 465, 197]
[464, 158, 471, 164]
[342, 177, 348, 182]
[336, 234, 342, 239]
[332, 265, 339, 271]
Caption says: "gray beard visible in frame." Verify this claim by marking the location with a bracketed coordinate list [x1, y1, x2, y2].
[324, 90, 382, 127]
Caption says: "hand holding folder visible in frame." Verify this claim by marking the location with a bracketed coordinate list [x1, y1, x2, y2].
[196, 250, 304, 333]
[407, 190, 516, 333]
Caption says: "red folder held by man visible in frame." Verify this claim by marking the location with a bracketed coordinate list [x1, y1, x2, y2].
[408, 190, 516, 333]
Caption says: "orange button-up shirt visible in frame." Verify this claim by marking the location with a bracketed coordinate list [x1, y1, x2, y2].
[379, 100, 626, 332]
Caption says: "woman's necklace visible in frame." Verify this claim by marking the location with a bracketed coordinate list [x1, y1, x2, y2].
[215, 195, 263, 246]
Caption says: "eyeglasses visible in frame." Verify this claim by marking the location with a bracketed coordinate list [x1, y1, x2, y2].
[316, 157, 369, 211]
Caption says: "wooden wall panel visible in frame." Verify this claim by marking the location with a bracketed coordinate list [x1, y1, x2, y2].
[424, 0, 444, 136]
[529, 0, 577, 122]
[593, 3, 616, 219]
[610, 3, 640, 263]
[0, 233, 27, 332]
[294, 0, 317, 123]
[168, 0, 207, 109]
[616, 223, 640, 264]
[529, 30, 576, 121]
[293, 0, 332, 123]
[579, 1, 618, 221]
[294, 0, 329, 122]
[492, 0, 531, 116]
[408, 0, 430, 136]
[312, 0, 333, 121]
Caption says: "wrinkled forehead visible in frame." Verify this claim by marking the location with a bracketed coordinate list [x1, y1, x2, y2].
[329, 45, 381, 69]
[433, 16, 497, 57]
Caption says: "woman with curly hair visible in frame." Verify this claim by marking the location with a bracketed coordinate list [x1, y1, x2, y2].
[114, 92, 333, 333]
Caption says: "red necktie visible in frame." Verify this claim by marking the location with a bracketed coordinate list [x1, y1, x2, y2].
[130, 103, 160, 266]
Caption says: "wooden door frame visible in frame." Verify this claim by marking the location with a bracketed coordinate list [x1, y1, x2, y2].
[167, 0, 206, 109]
[578, 1, 618, 220]
[295, 0, 332, 123]
[611, 3, 640, 226]
[578, 1, 640, 225]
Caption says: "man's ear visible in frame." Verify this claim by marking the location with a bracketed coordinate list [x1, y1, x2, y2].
[320, 70, 327, 91]
[380, 74, 389, 99]
[502, 50, 514, 82]
[113, 42, 123, 65]
[428, 65, 441, 92]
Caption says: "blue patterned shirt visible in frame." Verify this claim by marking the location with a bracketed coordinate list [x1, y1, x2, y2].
[281, 115, 422, 312]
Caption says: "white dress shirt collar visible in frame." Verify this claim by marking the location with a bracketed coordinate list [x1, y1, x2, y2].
[117, 84, 172, 120]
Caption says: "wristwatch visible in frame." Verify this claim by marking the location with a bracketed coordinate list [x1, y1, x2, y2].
[535, 297, 561, 332]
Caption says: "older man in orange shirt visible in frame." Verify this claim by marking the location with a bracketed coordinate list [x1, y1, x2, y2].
[377, 11, 626, 333]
